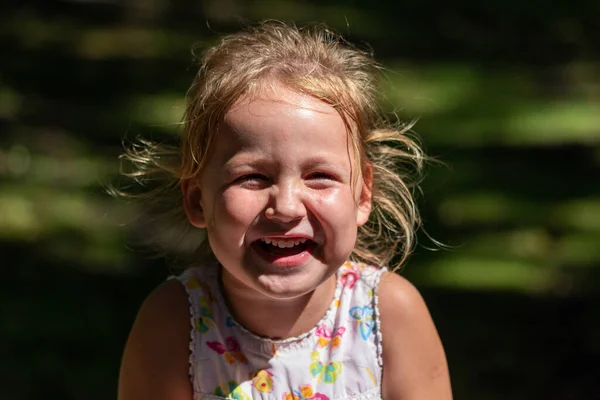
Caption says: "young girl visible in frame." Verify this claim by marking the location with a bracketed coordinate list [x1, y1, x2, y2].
[118, 22, 451, 400]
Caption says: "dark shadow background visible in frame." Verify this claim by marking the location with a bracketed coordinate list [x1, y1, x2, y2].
[1, 1, 599, 399]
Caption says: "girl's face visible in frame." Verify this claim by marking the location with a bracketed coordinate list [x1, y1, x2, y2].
[183, 84, 372, 300]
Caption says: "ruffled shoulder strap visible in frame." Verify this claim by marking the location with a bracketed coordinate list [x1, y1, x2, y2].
[337, 261, 387, 368]
[169, 265, 225, 393]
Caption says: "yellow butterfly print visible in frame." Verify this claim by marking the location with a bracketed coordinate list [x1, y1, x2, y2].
[309, 351, 342, 384]
[194, 297, 215, 334]
[207, 337, 248, 364]
[187, 277, 216, 302]
[315, 324, 346, 349]
[283, 392, 302, 400]
[186, 276, 201, 289]
[250, 369, 273, 393]
[366, 367, 376, 386]
[282, 384, 330, 400]
[198, 281, 216, 302]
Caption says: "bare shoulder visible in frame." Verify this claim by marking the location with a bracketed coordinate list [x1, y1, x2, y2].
[378, 271, 426, 316]
[118, 279, 193, 400]
[378, 271, 452, 400]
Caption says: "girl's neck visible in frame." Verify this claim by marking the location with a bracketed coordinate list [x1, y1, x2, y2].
[220, 270, 337, 340]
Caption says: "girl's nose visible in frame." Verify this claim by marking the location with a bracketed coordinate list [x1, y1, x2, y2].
[265, 183, 306, 223]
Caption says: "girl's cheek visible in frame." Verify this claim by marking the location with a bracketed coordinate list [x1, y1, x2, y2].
[305, 189, 357, 234]
[222, 190, 267, 220]
[308, 187, 349, 208]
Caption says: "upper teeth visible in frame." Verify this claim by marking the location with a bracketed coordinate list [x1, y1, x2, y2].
[261, 238, 308, 248]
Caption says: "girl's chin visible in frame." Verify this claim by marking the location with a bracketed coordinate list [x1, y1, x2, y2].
[254, 264, 341, 300]
[254, 272, 322, 300]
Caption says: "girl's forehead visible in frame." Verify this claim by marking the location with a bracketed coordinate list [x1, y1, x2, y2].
[223, 87, 348, 144]
[208, 81, 364, 172]
[227, 82, 338, 119]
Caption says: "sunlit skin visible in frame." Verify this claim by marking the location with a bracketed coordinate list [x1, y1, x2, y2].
[182, 83, 372, 338]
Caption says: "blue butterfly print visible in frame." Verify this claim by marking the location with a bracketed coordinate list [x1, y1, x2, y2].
[349, 305, 375, 339]
[225, 316, 236, 327]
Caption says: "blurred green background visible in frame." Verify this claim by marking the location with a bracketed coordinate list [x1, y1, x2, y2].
[1, 1, 599, 399]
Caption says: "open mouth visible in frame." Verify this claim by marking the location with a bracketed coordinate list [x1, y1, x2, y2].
[253, 237, 315, 258]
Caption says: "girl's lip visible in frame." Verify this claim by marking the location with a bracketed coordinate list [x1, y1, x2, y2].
[251, 240, 316, 268]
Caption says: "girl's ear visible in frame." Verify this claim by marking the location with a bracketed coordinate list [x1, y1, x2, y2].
[356, 164, 373, 227]
[182, 178, 207, 228]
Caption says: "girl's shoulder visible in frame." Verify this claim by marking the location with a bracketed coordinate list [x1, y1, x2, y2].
[118, 279, 193, 399]
[376, 271, 452, 399]
[377, 271, 423, 311]
[376, 270, 437, 346]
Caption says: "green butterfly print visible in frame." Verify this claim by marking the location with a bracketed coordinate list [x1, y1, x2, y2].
[194, 296, 215, 334]
[309, 351, 342, 383]
[214, 380, 251, 400]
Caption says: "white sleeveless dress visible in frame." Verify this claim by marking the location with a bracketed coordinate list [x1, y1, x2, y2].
[173, 261, 386, 400]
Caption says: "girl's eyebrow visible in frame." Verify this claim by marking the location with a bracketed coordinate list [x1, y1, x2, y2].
[223, 153, 268, 170]
[302, 154, 348, 168]
[223, 153, 349, 172]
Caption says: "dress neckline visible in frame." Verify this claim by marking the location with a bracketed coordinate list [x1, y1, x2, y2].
[211, 263, 345, 345]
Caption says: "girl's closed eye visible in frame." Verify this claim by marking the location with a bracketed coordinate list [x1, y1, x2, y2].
[305, 171, 341, 188]
[307, 172, 336, 180]
[232, 173, 271, 189]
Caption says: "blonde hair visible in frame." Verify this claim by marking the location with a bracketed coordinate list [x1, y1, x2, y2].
[116, 21, 425, 271]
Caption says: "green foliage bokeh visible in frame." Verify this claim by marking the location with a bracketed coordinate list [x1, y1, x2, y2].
[1, 1, 599, 399]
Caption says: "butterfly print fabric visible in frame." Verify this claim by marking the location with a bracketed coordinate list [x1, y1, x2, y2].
[172, 261, 386, 399]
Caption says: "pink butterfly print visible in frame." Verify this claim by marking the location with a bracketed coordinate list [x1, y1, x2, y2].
[340, 265, 360, 288]
[315, 324, 346, 349]
[206, 337, 248, 364]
